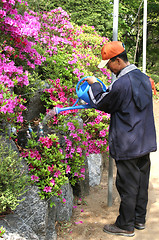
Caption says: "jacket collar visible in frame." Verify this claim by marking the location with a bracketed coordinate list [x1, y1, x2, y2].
[117, 64, 137, 79]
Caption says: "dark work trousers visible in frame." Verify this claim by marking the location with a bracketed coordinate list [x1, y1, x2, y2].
[115, 154, 151, 231]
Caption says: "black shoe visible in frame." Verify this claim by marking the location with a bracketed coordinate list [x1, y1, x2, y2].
[134, 222, 145, 230]
[103, 224, 135, 237]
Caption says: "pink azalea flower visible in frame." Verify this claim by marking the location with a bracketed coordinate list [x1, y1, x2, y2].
[79, 174, 85, 179]
[31, 175, 39, 182]
[43, 186, 52, 192]
[29, 151, 36, 158]
[54, 170, 61, 178]
[67, 122, 75, 131]
[48, 165, 54, 172]
[77, 147, 82, 153]
[80, 168, 85, 173]
[50, 178, 55, 185]
[59, 148, 63, 154]
[17, 114, 23, 123]
[99, 129, 106, 137]
[20, 152, 28, 157]
[77, 129, 83, 134]
[70, 147, 75, 153]
[66, 165, 71, 174]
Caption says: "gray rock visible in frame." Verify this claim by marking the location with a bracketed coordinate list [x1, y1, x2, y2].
[24, 91, 46, 121]
[87, 153, 103, 187]
[54, 182, 73, 221]
[15, 186, 49, 240]
[0, 182, 74, 240]
[0, 185, 55, 240]
[3, 232, 28, 240]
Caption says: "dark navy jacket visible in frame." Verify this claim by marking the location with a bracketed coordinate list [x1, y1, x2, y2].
[88, 64, 157, 160]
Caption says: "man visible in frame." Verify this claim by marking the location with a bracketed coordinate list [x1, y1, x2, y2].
[86, 41, 157, 237]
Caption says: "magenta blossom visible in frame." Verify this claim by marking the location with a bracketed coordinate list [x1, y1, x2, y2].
[67, 122, 75, 131]
[79, 174, 85, 179]
[43, 186, 52, 192]
[99, 129, 106, 137]
[31, 175, 39, 182]
[80, 168, 85, 173]
[48, 164, 54, 172]
[54, 170, 61, 178]
[50, 178, 55, 185]
[66, 165, 71, 174]
[17, 114, 23, 123]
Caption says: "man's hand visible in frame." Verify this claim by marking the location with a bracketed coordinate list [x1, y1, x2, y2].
[86, 76, 97, 85]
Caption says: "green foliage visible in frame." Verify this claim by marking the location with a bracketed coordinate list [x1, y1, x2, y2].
[1, 5, 111, 207]
[27, 0, 113, 39]
[0, 226, 5, 237]
[0, 136, 29, 214]
[118, 0, 159, 75]
[148, 73, 159, 84]
[23, 131, 86, 205]
[35, 46, 78, 86]
[26, 0, 159, 77]
[15, 72, 45, 102]
[34, 27, 109, 93]
[156, 83, 159, 92]
[146, 0, 159, 74]
[0, 82, 27, 134]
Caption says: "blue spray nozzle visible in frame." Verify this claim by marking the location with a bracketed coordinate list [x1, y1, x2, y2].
[55, 104, 92, 115]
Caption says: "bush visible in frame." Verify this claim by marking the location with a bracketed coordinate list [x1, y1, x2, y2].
[0, 226, 5, 237]
[156, 82, 159, 91]
[21, 127, 87, 206]
[149, 74, 159, 84]
[0, 136, 29, 214]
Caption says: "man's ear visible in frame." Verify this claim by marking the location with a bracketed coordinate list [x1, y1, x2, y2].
[116, 57, 124, 65]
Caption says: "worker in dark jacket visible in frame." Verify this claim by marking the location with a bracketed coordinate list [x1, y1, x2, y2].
[86, 41, 157, 237]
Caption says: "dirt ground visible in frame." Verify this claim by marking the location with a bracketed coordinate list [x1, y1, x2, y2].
[57, 99, 159, 240]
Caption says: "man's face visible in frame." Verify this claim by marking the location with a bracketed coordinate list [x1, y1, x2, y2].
[106, 58, 121, 75]
[106, 57, 126, 75]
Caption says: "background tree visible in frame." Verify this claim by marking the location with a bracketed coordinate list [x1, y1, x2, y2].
[26, 0, 159, 80]
[26, 0, 114, 40]
[119, 0, 159, 80]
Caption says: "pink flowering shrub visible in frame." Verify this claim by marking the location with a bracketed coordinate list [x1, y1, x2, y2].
[82, 109, 110, 154]
[61, 120, 88, 185]
[35, 8, 111, 158]
[0, 0, 45, 132]
[0, 54, 27, 129]
[21, 132, 86, 206]
[42, 78, 110, 156]
[0, 0, 111, 205]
